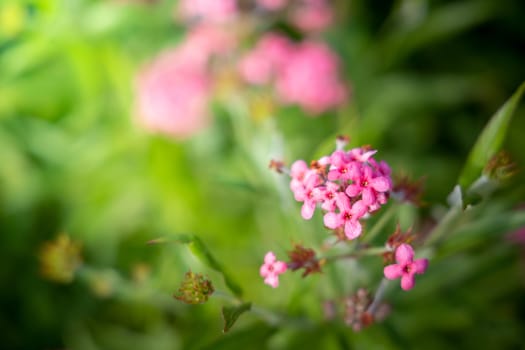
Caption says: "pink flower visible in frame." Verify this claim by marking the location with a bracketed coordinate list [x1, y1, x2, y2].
[135, 48, 211, 139]
[295, 172, 322, 219]
[180, 24, 237, 65]
[257, 0, 288, 11]
[260, 252, 287, 288]
[345, 165, 392, 207]
[177, 0, 237, 23]
[239, 50, 274, 85]
[239, 33, 293, 85]
[327, 150, 358, 181]
[384, 244, 428, 291]
[313, 181, 340, 211]
[290, 159, 310, 193]
[290, 0, 334, 33]
[276, 41, 347, 115]
[323, 193, 367, 240]
[287, 139, 393, 240]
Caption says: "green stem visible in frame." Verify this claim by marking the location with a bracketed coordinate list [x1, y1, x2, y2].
[367, 278, 389, 315]
[324, 246, 388, 263]
[423, 205, 462, 247]
[362, 204, 397, 244]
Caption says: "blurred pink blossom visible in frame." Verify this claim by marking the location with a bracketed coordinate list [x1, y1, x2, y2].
[291, 0, 334, 32]
[257, 0, 288, 11]
[240, 35, 346, 114]
[135, 48, 211, 139]
[178, 0, 237, 23]
[135, 24, 238, 139]
[276, 41, 347, 114]
[180, 24, 237, 65]
[239, 33, 293, 84]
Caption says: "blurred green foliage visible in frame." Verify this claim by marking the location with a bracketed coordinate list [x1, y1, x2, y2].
[1, 0, 525, 349]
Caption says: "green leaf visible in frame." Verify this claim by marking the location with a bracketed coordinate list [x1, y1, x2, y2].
[458, 81, 525, 189]
[221, 302, 252, 333]
[149, 234, 243, 298]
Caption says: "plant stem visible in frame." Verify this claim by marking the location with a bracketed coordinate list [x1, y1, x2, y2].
[324, 246, 388, 263]
[367, 278, 389, 315]
[362, 204, 397, 244]
[423, 205, 462, 247]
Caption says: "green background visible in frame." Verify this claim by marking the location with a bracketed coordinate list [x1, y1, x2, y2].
[1, 0, 525, 349]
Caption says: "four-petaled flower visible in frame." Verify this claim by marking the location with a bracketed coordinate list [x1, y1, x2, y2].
[384, 244, 428, 291]
[324, 193, 367, 240]
[260, 252, 288, 288]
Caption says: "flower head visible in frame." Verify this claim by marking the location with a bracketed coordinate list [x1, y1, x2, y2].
[257, 0, 288, 11]
[174, 271, 215, 304]
[260, 251, 287, 288]
[384, 244, 428, 291]
[276, 41, 347, 115]
[287, 139, 393, 241]
[135, 47, 211, 139]
[290, 0, 334, 33]
[39, 234, 82, 283]
[177, 0, 237, 24]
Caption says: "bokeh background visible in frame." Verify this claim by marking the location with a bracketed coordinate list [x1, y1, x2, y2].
[1, 0, 525, 349]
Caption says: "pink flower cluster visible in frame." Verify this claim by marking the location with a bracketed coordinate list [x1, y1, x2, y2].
[260, 252, 288, 288]
[290, 0, 334, 32]
[290, 144, 392, 239]
[177, 0, 237, 23]
[257, 0, 288, 11]
[384, 244, 428, 291]
[240, 33, 347, 115]
[135, 25, 236, 139]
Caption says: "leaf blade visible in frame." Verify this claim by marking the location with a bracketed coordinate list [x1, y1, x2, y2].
[459, 81, 525, 189]
[222, 303, 252, 333]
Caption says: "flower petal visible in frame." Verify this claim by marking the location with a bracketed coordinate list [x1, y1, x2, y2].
[264, 275, 279, 288]
[260, 264, 270, 277]
[395, 244, 414, 264]
[345, 184, 361, 197]
[290, 160, 308, 178]
[264, 251, 276, 264]
[301, 201, 316, 220]
[336, 192, 352, 212]
[362, 187, 376, 206]
[400, 273, 415, 291]
[384, 264, 403, 279]
[351, 200, 368, 219]
[323, 212, 341, 229]
[344, 220, 362, 240]
[371, 176, 391, 192]
[412, 258, 428, 274]
[273, 261, 287, 274]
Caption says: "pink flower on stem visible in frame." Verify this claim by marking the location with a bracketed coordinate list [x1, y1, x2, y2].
[327, 150, 358, 181]
[313, 181, 340, 211]
[345, 165, 392, 207]
[293, 172, 322, 220]
[384, 244, 428, 291]
[323, 193, 367, 240]
[260, 252, 288, 288]
[348, 147, 377, 162]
